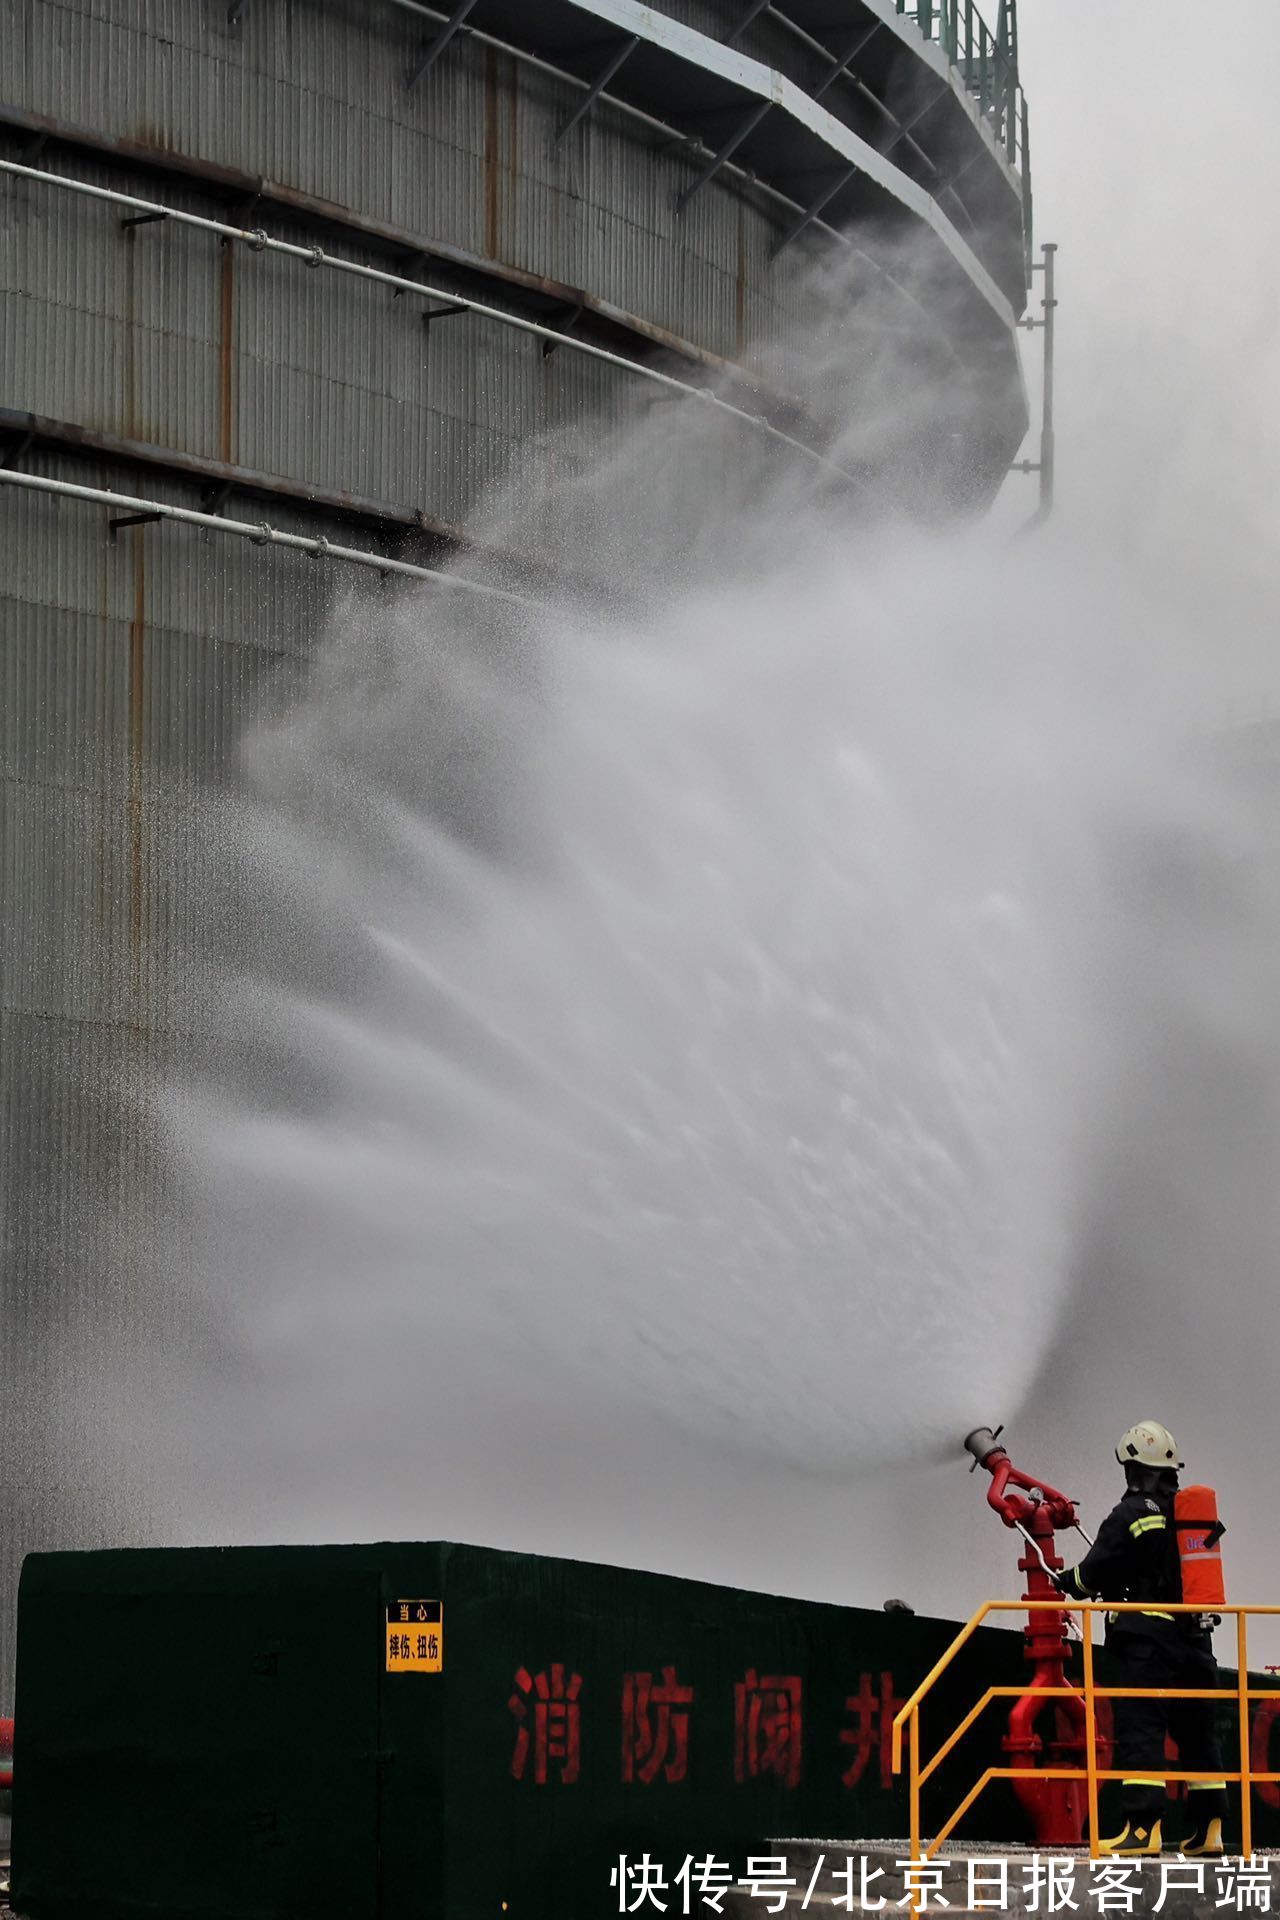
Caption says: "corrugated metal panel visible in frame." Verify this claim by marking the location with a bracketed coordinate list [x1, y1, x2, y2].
[0, 175, 223, 450]
[10, 0, 814, 358]
[0, 454, 330, 1028]
[15, 0, 1025, 326]
[4, 149, 759, 522]
[0, 461, 347, 1708]
[0, 0, 1027, 1717]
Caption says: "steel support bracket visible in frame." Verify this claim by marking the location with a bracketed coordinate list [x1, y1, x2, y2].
[555, 35, 640, 148]
[392, 249, 428, 296]
[676, 98, 772, 212]
[724, 0, 771, 46]
[407, 0, 479, 88]
[200, 480, 235, 514]
[109, 510, 164, 531]
[771, 162, 858, 256]
[0, 429, 34, 470]
[1015, 240, 1057, 527]
[812, 20, 883, 103]
[421, 302, 470, 336]
[881, 77, 950, 159]
[541, 302, 584, 356]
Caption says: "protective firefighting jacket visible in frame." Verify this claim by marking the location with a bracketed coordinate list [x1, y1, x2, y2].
[1062, 1485, 1187, 1642]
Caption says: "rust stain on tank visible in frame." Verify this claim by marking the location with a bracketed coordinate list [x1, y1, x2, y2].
[95, 540, 112, 944]
[127, 527, 147, 1007]
[483, 46, 501, 261]
[218, 238, 236, 465]
[123, 228, 138, 439]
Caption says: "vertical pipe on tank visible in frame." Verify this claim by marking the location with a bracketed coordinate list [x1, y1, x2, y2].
[1039, 241, 1057, 516]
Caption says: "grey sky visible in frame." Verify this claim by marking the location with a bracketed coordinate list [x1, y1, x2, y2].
[1012, 0, 1280, 680]
[978, 1, 1280, 1637]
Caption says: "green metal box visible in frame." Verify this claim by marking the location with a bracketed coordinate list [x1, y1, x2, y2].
[14, 1541, 1276, 1917]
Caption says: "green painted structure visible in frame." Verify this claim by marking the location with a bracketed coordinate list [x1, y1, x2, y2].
[12, 1542, 1280, 1918]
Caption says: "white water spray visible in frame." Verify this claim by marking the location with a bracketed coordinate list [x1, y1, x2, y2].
[121, 253, 1280, 1614]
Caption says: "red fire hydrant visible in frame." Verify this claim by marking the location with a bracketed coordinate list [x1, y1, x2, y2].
[964, 1427, 1100, 1846]
[0, 1715, 12, 1790]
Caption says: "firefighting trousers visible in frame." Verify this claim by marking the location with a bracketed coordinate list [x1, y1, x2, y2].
[1110, 1632, 1228, 1825]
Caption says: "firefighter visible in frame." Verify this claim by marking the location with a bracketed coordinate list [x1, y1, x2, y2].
[1055, 1420, 1227, 1857]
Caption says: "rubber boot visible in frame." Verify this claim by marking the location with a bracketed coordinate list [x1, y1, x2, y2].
[1175, 1817, 1224, 1858]
[1099, 1819, 1163, 1856]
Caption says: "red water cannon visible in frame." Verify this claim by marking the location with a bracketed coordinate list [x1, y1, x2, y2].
[964, 1426, 1094, 1845]
[965, 1423, 1080, 1539]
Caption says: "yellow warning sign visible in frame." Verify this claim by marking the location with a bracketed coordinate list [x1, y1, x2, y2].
[386, 1600, 443, 1673]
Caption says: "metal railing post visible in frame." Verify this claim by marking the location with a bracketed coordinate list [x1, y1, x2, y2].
[1020, 95, 1032, 273]
[1239, 1613, 1253, 1857]
[1039, 240, 1056, 516]
[910, 1712, 923, 1913]
[910, 1711, 921, 1856]
[995, 48, 1013, 153]
[1081, 1614, 1099, 1857]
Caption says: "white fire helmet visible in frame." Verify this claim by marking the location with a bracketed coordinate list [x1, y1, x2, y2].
[1116, 1420, 1184, 1471]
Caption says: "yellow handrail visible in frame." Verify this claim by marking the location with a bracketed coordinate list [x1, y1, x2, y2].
[891, 1601, 1280, 1870]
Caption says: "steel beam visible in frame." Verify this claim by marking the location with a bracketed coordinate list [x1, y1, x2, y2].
[756, 11, 944, 197]
[109, 509, 165, 531]
[406, 0, 479, 87]
[1011, 240, 1056, 529]
[811, 20, 882, 103]
[1033, 238, 1055, 514]
[541, 302, 585, 357]
[770, 162, 858, 254]
[881, 78, 950, 158]
[676, 98, 772, 211]
[555, 35, 640, 147]
[725, 0, 771, 46]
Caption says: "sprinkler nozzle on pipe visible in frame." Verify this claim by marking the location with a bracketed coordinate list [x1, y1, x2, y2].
[964, 1425, 1006, 1467]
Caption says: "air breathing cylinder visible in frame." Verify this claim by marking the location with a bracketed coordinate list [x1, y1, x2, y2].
[1175, 1485, 1227, 1608]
